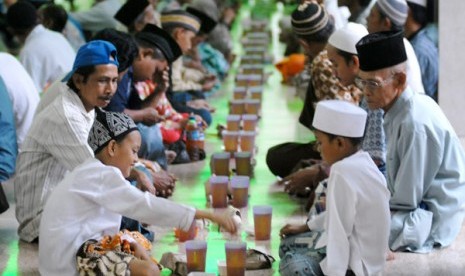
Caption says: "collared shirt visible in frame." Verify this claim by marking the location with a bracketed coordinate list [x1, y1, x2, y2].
[384, 87, 465, 252]
[171, 57, 204, 92]
[70, 0, 122, 32]
[0, 77, 17, 182]
[0, 53, 39, 147]
[19, 24, 75, 92]
[39, 158, 195, 276]
[409, 28, 439, 99]
[310, 151, 390, 276]
[14, 89, 94, 242]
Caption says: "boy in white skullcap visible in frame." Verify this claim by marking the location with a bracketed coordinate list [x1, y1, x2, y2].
[279, 100, 390, 276]
[39, 109, 237, 276]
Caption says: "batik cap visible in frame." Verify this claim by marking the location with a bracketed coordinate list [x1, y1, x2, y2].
[312, 100, 367, 138]
[376, 0, 409, 26]
[328, 22, 368, 55]
[135, 23, 182, 63]
[356, 31, 407, 71]
[161, 9, 201, 33]
[62, 40, 119, 82]
[114, 0, 150, 27]
[88, 109, 139, 154]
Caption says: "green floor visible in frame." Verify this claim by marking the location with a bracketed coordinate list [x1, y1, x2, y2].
[152, 1, 313, 275]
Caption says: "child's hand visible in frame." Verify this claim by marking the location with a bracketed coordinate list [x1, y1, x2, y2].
[211, 212, 238, 234]
[279, 223, 309, 238]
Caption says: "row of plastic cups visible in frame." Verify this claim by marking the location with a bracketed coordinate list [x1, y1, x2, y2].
[233, 86, 263, 100]
[230, 99, 261, 115]
[209, 175, 250, 208]
[211, 151, 253, 177]
[223, 130, 256, 153]
[226, 114, 258, 132]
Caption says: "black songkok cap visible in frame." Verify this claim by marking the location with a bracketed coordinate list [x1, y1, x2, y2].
[135, 23, 182, 63]
[356, 31, 407, 71]
[114, 0, 150, 27]
[6, 1, 37, 29]
[186, 6, 217, 34]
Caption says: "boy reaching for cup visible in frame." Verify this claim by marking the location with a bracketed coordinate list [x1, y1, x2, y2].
[39, 109, 237, 276]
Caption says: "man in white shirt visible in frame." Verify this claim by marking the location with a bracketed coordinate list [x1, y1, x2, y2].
[6, 1, 75, 92]
[0, 53, 39, 148]
[14, 40, 119, 242]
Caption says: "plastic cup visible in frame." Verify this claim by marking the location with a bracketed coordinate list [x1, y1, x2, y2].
[211, 152, 231, 176]
[236, 74, 249, 87]
[210, 176, 229, 208]
[227, 115, 241, 131]
[233, 87, 247, 100]
[222, 131, 239, 153]
[253, 205, 272, 240]
[234, 152, 252, 177]
[244, 99, 260, 115]
[239, 131, 256, 153]
[185, 240, 207, 273]
[230, 176, 249, 208]
[248, 86, 263, 101]
[225, 241, 247, 276]
[230, 99, 246, 115]
[247, 74, 263, 86]
[241, 114, 258, 131]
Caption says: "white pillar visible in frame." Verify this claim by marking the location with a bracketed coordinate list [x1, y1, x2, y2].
[439, 0, 465, 144]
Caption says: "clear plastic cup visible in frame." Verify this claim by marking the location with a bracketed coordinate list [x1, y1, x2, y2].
[230, 176, 250, 208]
[253, 205, 272, 240]
[185, 240, 207, 273]
[227, 115, 241, 131]
[222, 130, 239, 153]
[239, 131, 256, 153]
[211, 152, 231, 176]
[225, 241, 247, 276]
[234, 151, 252, 177]
[210, 176, 229, 208]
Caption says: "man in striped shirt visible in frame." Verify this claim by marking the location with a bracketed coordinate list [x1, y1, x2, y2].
[14, 40, 119, 242]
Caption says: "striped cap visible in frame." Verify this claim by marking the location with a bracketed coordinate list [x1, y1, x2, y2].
[161, 10, 200, 33]
[376, 0, 408, 26]
[291, 2, 330, 36]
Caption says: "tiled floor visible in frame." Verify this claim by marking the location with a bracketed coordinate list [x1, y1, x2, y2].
[2, 1, 465, 276]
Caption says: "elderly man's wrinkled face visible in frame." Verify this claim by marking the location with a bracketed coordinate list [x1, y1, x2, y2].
[356, 68, 403, 112]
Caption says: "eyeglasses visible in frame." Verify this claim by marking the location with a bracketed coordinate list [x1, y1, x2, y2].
[354, 75, 395, 91]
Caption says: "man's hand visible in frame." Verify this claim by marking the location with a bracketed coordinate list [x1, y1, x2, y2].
[141, 107, 163, 126]
[279, 223, 309, 238]
[151, 170, 176, 198]
[201, 79, 216, 91]
[133, 168, 156, 195]
[280, 164, 327, 197]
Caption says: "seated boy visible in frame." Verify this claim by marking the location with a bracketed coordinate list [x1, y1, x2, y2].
[279, 100, 390, 276]
[39, 109, 237, 276]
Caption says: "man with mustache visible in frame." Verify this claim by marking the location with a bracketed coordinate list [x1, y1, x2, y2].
[14, 40, 120, 243]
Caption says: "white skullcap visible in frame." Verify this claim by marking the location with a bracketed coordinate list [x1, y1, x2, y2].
[407, 0, 427, 8]
[312, 100, 367, 138]
[328, 22, 368, 54]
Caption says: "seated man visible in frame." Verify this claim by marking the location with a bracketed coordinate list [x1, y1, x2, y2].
[356, 30, 465, 252]
[14, 40, 119, 242]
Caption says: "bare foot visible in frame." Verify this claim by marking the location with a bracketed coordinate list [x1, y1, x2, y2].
[386, 250, 395, 261]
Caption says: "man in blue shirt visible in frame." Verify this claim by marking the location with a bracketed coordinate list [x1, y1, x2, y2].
[356, 31, 465, 253]
[405, 0, 438, 100]
[0, 76, 17, 213]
